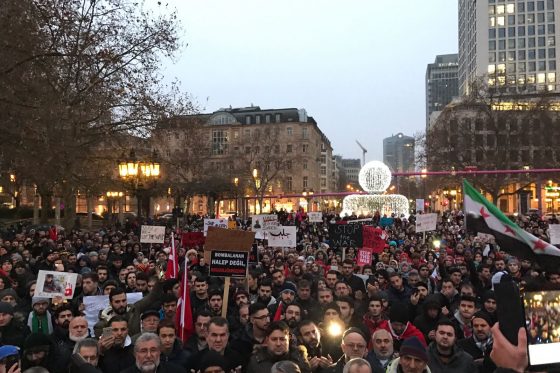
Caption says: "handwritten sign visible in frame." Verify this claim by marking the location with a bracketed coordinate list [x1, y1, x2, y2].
[415, 213, 437, 233]
[267, 226, 297, 247]
[140, 225, 165, 243]
[329, 223, 363, 248]
[362, 226, 387, 253]
[357, 248, 373, 266]
[549, 224, 560, 244]
[209, 250, 249, 278]
[204, 218, 228, 236]
[416, 199, 425, 213]
[35, 270, 78, 299]
[308, 212, 323, 223]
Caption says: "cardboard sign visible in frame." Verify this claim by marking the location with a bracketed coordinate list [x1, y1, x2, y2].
[182, 232, 205, 247]
[416, 199, 425, 213]
[267, 226, 297, 247]
[362, 226, 387, 253]
[204, 218, 228, 236]
[35, 270, 78, 299]
[549, 224, 560, 244]
[416, 213, 438, 233]
[308, 212, 323, 223]
[140, 225, 165, 243]
[204, 227, 255, 264]
[209, 250, 249, 278]
[357, 248, 373, 266]
[329, 223, 363, 248]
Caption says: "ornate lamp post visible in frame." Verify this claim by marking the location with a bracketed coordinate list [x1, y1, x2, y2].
[118, 149, 160, 217]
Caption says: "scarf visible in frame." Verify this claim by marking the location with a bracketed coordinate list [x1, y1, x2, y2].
[473, 333, 493, 354]
[453, 310, 473, 338]
[28, 310, 53, 335]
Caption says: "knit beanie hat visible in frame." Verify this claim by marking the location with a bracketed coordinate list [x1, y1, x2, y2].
[472, 310, 493, 326]
[31, 296, 50, 307]
[400, 336, 428, 363]
[0, 301, 14, 315]
[389, 302, 409, 324]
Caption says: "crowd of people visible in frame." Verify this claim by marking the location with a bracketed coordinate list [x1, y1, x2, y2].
[0, 208, 555, 373]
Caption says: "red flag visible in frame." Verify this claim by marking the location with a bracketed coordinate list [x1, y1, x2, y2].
[165, 234, 178, 279]
[176, 259, 193, 343]
[273, 302, 284, 322]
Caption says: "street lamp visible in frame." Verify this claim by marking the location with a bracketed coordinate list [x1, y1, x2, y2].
[118, 149, 161, 217]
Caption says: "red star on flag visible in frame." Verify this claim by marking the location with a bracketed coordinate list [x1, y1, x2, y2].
[534, 239, 548, 252]
[504, 225, 516, 236]
[480, 207, 490, 219]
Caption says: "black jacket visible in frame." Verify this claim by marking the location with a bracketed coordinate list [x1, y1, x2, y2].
[99, 344, 135, 373]
[185, 346, 245, 372]
[161, 339, 190, 369]
[0, 319, 30, 348]
[120, 362, 184, 373]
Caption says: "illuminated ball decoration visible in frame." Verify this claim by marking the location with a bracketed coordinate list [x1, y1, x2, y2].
[359, 161, 392, 194]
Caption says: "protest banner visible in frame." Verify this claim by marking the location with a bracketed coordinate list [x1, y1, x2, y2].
[415, 213, 438, 233]
[209, 251, 249, 278]
[182, 232, 205, 247]
[203, 218, 228, 236]
[362, 226, 387, 253]
[357, 248, 373, 266]
[549, 224, 560, 244]
[380, 217, 394, 227]
[329, 223, 363, 248]
[35, 270, 78, 299]
[140, 225, 165, 243]
[308, 212, 323, 223]
[267, 226, 297, 247]
[204, 227, 255, 317]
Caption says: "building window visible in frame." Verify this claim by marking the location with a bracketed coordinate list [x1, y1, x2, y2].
[302, 127, 309, 139]
[212, 130, 228, 155]
[265, 114, 271, 123]
[320, 155, 326, 163]
[275, 114, 281, 122]
[245, 146, 251, 154]
[245, 116, 251, 125]
[286, 177, 292, 192]
[286, 160, 292, 170]
[303, 176, 308, 188]
[320, 166, 326, 175]
[286, 144, 292, 153]
[303, 160, 308, 170]
[287, 127, 293, 135]
[302, 144, 309, 153]
[320, 178, 327, 188]
[254, 146, 260, 154]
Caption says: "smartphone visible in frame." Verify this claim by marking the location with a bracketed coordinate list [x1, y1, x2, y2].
[522, 289, 560, 370]
[494, 273, 525, 345]
[3, 355, 18, 372]
[102, 327, 113, 339]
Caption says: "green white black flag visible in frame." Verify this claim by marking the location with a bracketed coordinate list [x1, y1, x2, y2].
[463, 179, 560, 271]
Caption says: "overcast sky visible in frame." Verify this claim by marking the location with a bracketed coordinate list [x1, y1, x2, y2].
[161, 0, 458, 162]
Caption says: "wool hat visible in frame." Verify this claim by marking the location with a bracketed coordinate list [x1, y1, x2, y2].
[280, 282, 297, 294]
[0, 301, 14, 315]
[400, 336, 428, 363]
[389, 302, 410, 324]
[23, 333, 51, 351]
[0, 345, 19, 360]
[32, 296, 50, 307]
[472, 310, 493, 326]
[141, 309, 160, 321]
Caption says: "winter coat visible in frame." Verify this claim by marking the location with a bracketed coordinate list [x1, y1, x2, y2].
[246, 345, 312, 373]
[427, 341, 476, 373]
[386, 357, 432, 373]
[0, 318, 30, 348]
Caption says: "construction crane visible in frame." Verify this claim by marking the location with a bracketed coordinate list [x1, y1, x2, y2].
[355, 140, 367, 166]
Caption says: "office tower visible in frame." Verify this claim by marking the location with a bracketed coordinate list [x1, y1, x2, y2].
[426, 54, 459, 130]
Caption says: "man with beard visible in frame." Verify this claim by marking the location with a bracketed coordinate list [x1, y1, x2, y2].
[327, 328, 369, 373]
[284, 303, 302, 329]
[247, 321, 311, 373]
[268, 283, 296, 320]
[160, 294, 177, 323]
[98, 316, 135, 373]
[297, 320, 333, 372]
[271, 269, 287, 298]
[121, 333, 182, 373]
[51, 305, 74, 345]
[27, 297, 53, 335]
[0, 301, 30, 348]
[340, 260, 366, 300]
[206, 290, 223, 317]
[427, 320, 475, 373]
[363, 296, 386, 336]
[234, 302, 270, 362]
[255, 279, 275, 306]
[296, 280, 319, 320]
[457, 311, 496, 372]
[135, 273, 149, 295]
[366, 329, 395, 373]
[54, 317, 90, 371]
[184, 310, 211, 355]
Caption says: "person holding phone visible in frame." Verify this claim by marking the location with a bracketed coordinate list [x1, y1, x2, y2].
[0, 345, 20, 373]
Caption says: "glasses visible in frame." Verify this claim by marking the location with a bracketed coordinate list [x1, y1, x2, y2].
[253, 314, 270, 320]
[344, 343, 366, 350]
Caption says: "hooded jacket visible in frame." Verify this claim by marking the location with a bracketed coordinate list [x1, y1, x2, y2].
[378, 320, 427, 351]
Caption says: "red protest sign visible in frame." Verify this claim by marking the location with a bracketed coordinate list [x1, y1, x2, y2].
[362, 226, 387, 254]
[181, 232, 205, 248]
[357, 248, 373, 266]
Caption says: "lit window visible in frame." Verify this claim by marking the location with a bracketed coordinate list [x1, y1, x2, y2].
[497, 64, 506, 74]
[498, 16, 505, 26]
[287, 127, 293, 135]
[506, 4, 515, 13]
[489, 5, 495, 15]
[488, 64, 496, 74]
[488, 78, 496, 86]
[498, 76, 506, 85]
[548, 72, 556, 83]
[537, 73, 546, 84]
[518, 75, 526, 85]
[528, 74, 536, 84]
[497, 5, 505, 14]
[490, 17, 496, 27]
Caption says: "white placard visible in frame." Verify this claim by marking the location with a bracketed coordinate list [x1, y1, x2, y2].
[252, 214, 279, 231]
[267, 226, 297, 247]
[203, 218, 228, 236]
[416, 199, 425, 213]
[549, 224, 560, 244]
[415, 213, 437, 233]
[140, 225, 165, 243]
[35, 270, 78, 299]
[308, 212, 323, 223]
[84, 293, 143, 334]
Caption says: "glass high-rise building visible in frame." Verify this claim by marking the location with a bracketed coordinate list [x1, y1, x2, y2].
[426, 54, 459, 130]
[459, 0, 559, 95]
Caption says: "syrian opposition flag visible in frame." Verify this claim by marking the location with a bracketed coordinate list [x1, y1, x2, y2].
[164, 234, 178, 279]
[463, 179, 560, 271]
[176, 258, 194, 343]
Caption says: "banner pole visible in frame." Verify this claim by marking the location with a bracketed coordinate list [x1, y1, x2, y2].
[222, 277, 230, 318]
